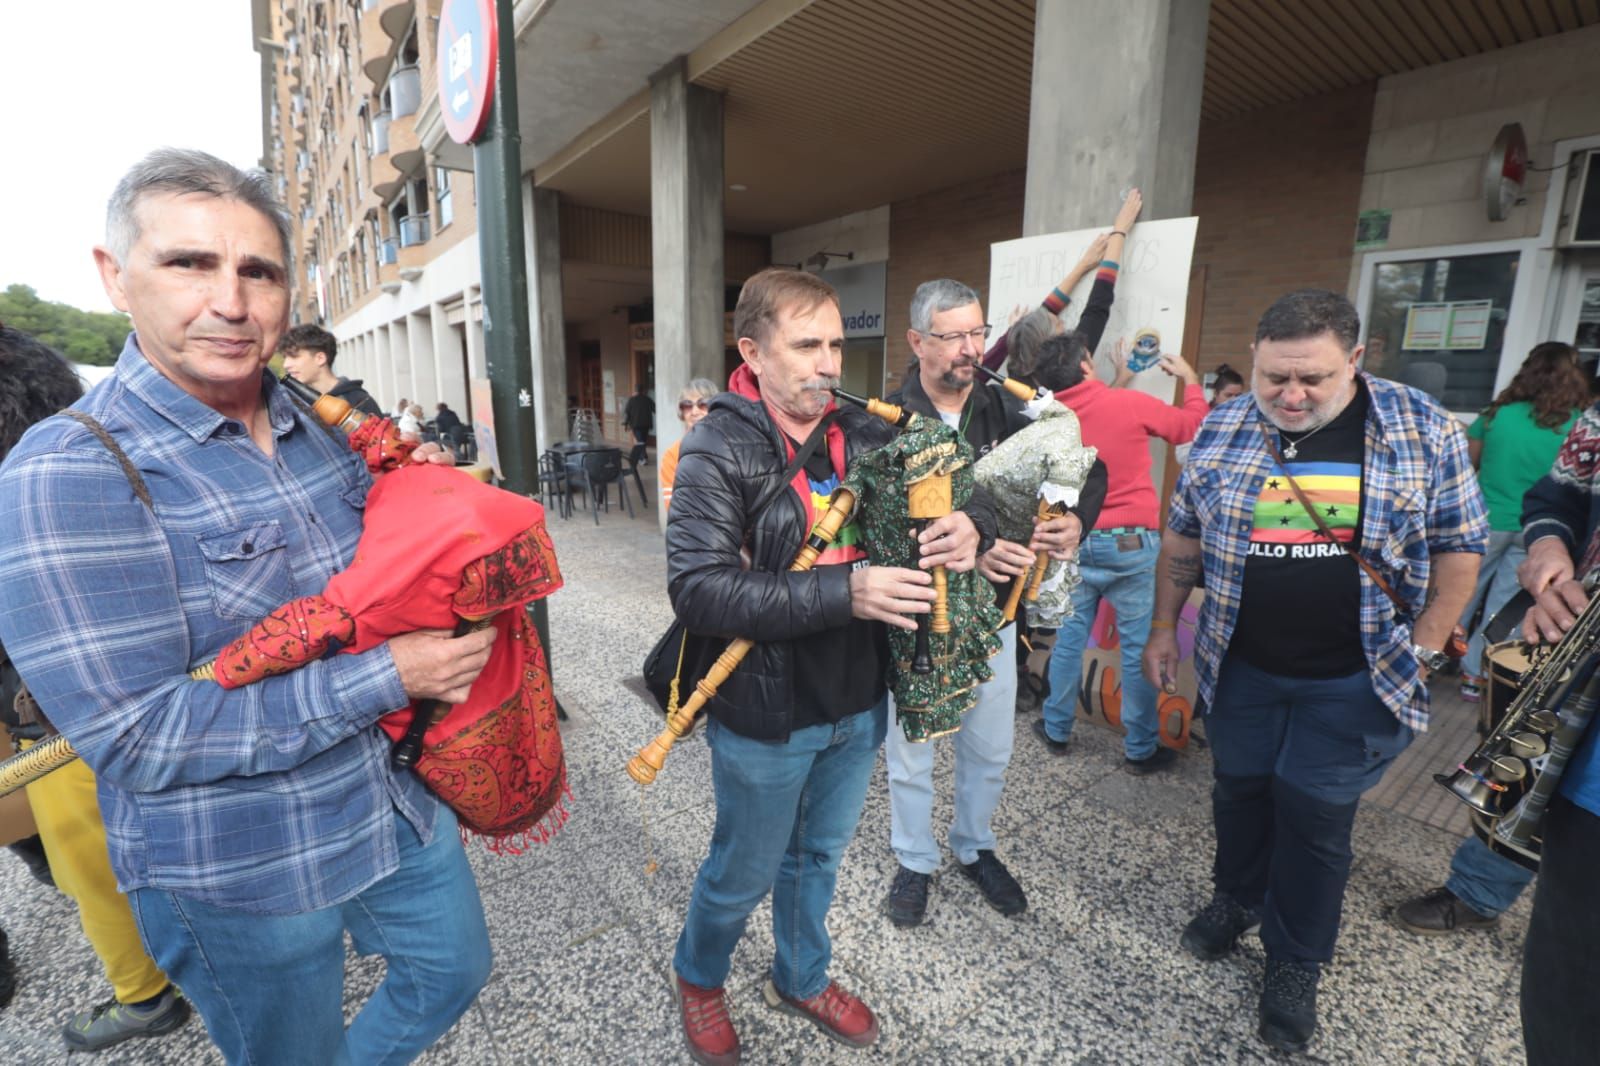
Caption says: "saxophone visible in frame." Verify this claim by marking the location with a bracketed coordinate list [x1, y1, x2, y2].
[1435, 573, 1600, 869]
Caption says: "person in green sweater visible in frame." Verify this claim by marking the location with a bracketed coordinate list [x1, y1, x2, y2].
[1456, 342, 1590, 702]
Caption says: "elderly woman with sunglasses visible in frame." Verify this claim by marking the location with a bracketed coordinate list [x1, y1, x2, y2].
[659, 378, 720, 512]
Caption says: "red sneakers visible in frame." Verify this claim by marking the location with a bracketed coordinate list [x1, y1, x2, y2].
[672, 970, 740, 1066]
[762, 978, 880, 1047]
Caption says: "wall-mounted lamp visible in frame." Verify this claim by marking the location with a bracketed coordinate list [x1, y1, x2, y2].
[804, 250, 854, 270]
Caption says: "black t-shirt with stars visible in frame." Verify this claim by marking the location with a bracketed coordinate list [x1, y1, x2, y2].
[1230, 380, 1370, 679]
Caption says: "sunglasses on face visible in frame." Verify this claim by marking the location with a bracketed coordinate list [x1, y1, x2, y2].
[679, 399, 711, 412]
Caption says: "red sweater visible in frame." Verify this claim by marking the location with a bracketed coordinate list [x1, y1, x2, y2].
[1054, 378, 1209, 530]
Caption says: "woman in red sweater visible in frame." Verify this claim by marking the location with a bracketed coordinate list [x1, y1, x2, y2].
[1013, 330, 1208, 771]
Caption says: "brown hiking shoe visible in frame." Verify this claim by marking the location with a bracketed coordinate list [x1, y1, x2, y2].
[762, 978, 880, 1047]
[672, 969, 739, 1066]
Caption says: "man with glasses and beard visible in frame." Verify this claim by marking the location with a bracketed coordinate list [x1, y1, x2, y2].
[1144, 289, 1485, 1054]
[664, 268, 982, 1064]
[880, 279, 1106, 929]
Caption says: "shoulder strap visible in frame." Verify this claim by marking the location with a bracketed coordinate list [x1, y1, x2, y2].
[1259, 424, 1408, 614]
[60, 410, 154, 513]
[749, 410, 838, 521]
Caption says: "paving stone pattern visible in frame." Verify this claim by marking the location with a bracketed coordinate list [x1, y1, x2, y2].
[0, 490, 1527, 1064]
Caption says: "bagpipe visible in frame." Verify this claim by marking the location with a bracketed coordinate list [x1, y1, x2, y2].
[0, 379, 570, 852]
[830, 389, 1002, 741]
[968, 366, 1097, 629]
[627, 389, 1004, 784]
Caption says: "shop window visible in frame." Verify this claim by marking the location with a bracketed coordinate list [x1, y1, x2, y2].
[1362, 251, 1520, 412]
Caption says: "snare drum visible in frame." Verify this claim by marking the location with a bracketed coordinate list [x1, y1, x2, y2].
[1484, 641, 1532, 737]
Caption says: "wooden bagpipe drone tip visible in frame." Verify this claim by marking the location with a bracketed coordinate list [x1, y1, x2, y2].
[831, 388, 920, 429]
[973, 363, 1046, 404]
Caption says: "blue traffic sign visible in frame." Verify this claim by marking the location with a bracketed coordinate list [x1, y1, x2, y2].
[438, 0, 497, 145]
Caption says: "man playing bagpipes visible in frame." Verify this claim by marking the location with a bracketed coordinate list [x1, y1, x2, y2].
[0, 150, 496, 1065]
[880, 280, 1106, 929]
[664, 269, 981, 1066]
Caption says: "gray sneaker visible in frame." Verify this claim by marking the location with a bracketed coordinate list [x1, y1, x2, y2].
[63, 986, 191, 1051]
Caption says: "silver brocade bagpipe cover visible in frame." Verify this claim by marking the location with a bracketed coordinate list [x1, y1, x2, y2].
[971, 393, 1098, 627]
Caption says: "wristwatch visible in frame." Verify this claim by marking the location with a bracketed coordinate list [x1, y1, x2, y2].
[1410, 643, 1450, 672]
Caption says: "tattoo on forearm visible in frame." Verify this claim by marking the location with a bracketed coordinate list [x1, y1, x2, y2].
[1167, 553, 1201, 589]
[1424, 584, 1440, 609]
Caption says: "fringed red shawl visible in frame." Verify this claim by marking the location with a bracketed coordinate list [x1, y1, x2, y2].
[207, 429, 568, 852]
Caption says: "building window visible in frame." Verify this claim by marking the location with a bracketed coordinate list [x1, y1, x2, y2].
[1362, 250, 1521, 412]
[435, 167, 453, 230]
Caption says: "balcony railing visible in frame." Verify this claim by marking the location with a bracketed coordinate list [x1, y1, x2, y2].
[378, 238, 399, 265]
[398, 213, 431, 248]
[388, 65, 421, 120]
[372, 109, 391, 155]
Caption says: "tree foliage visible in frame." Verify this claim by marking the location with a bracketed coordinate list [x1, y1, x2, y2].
[0, 284, 130, 365]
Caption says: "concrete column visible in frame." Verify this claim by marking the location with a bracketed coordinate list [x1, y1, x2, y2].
[370, 329, 392, 411]
[406, 309, 436, 407]
[650, 54, 725, 525]
[431, 300, 469, 417]
[1022, 0, 1209, 230]
[465, 289, 487, 382]
[523, 178, 569, 456]
[388, 318, 413, 406]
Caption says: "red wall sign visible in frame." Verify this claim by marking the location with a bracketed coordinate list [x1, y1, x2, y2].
[438, 0, 498, 145]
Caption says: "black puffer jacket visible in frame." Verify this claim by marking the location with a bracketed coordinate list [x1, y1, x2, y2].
[666, 387, 895, 741]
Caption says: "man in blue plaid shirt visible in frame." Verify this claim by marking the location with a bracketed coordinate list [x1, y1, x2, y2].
[1144, 289, 1486, 1055]
[0, 149, 497, 1064]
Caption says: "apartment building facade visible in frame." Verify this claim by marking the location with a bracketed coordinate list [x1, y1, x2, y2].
[253, 1, 1600, 481]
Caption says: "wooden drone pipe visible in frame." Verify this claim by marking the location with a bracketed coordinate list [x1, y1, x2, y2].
[627, 488, 859, 785]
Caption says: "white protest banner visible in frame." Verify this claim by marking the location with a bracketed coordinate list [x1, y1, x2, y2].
[986, 217, 1198, 383]
[988, 217, 1199, 506]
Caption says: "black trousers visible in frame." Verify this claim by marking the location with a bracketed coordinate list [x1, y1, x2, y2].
[1521, 796, 1600, 1065]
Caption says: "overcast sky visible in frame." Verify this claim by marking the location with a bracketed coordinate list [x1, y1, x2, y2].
[0, 3, 263, 314]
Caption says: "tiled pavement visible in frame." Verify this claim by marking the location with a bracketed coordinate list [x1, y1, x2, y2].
[0, 476, 1529, 1064]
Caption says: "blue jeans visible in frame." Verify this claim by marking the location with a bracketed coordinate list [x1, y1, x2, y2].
[1207, 655, 1413, 966]
[886, 624, 1017, 872]
[674, 700, 887, 1000]
[1445, 833, 1534, 917]
[1041, 529, 1160, 759]
[1460, 529, 1526, 678]
[129, 807, 491, 1066]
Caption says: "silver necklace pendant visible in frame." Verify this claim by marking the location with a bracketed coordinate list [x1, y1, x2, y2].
[1284, 441, 1298, 460]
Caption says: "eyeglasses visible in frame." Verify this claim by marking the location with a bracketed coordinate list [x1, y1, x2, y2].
[923, 324, 993, 344]
[678, 399, 711, 412]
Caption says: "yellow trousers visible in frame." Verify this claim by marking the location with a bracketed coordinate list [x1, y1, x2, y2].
[22, 741, 169, 1004]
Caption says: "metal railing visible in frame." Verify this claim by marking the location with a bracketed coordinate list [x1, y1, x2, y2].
[389, 65, 421, 120]
[372, 110, 391, 155]
[398, 213, 431, 248]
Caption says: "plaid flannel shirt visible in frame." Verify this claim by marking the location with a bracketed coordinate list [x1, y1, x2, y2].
[1168, 375, 1488, 733]
[0, 337, 432, 914]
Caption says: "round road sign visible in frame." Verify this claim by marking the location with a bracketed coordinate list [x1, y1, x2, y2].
[438, 0, 498, 145]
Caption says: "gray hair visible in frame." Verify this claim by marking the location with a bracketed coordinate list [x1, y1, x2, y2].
[1003, 308, 1057, 378]
[679, 377, 718, 403]
[105, 148, 293, 268]
[909, 279, 981, 334]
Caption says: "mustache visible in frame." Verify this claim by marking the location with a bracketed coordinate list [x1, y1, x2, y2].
[802, 377, 841, 393]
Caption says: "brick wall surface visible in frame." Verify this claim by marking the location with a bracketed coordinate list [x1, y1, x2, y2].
[1190, 83, 1374, 375]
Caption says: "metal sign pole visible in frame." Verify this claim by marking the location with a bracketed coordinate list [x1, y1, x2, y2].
[469, 0, 559, 691]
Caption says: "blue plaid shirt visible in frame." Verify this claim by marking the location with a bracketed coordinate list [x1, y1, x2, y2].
[1168, 375, 1487, 733]
[0, 337, 434, 914]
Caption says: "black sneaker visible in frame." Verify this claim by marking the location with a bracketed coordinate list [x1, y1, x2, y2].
[1031, 717, 1070, 755]
[886, 866, 931, 927]
[1180, 892, 1261, 961]
[1259, 959, 1319, 1053]
[958, 850, 1027, 916]
[1124, 745, 1179, 776]
[1393, 886, 1499, 935]
[0, 926, 16, 1009]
